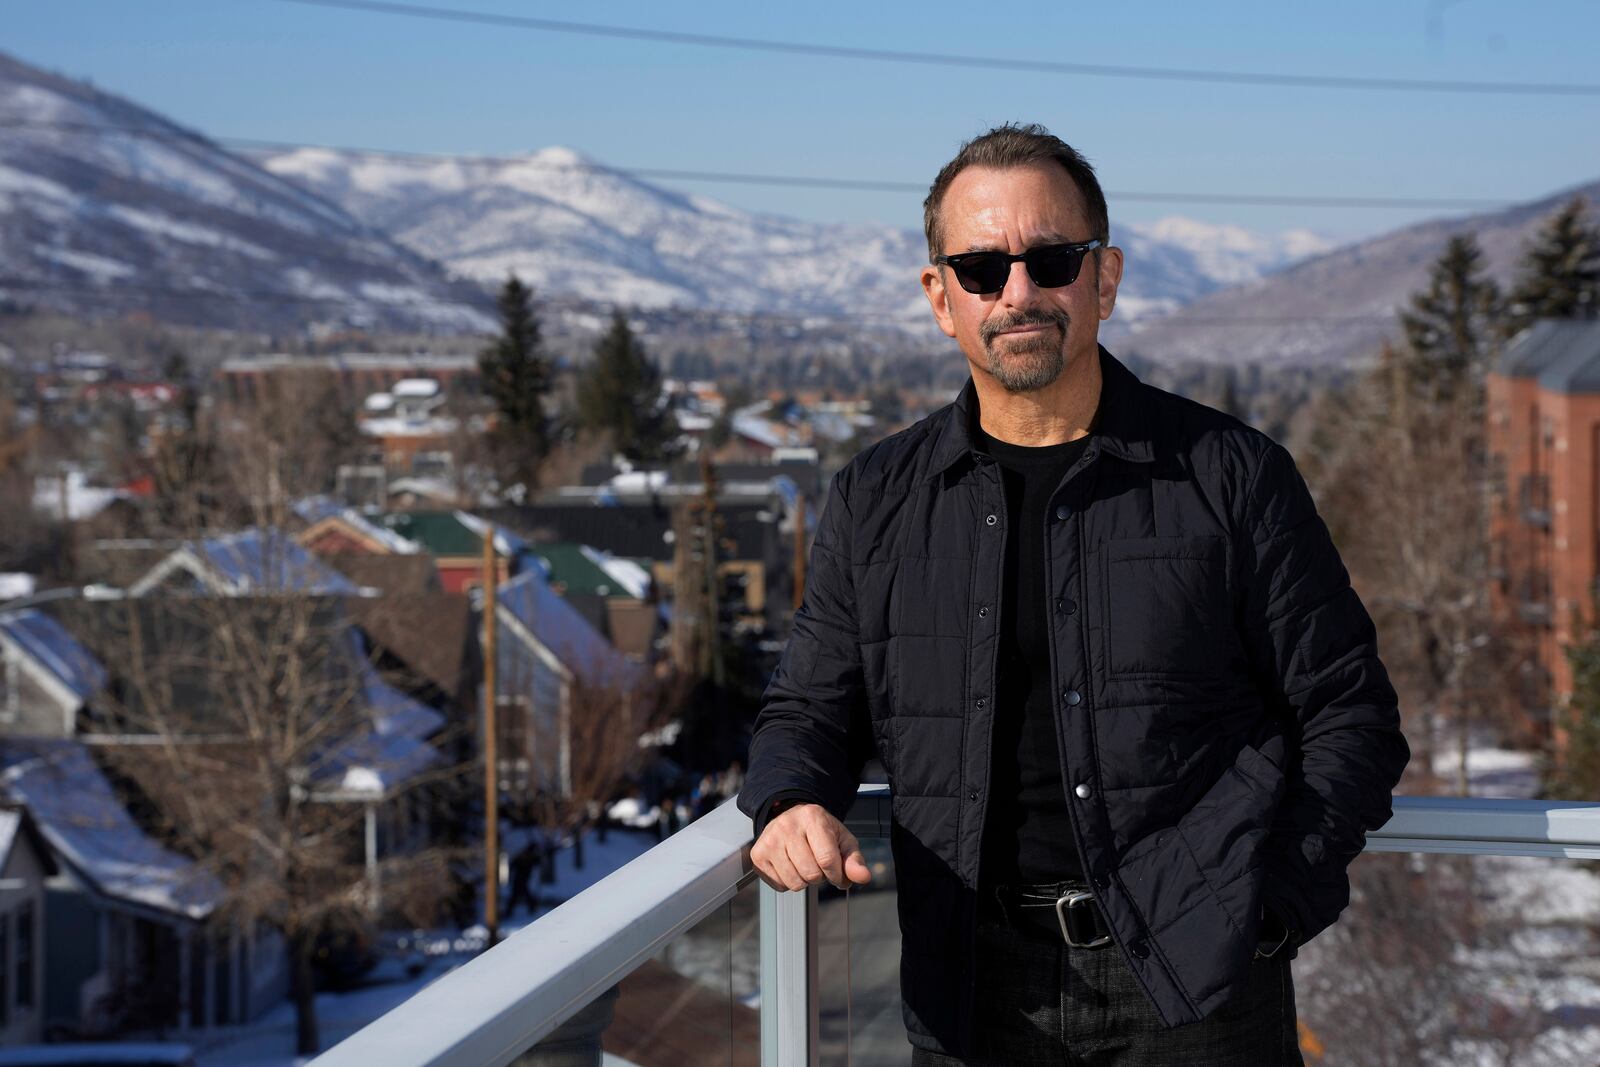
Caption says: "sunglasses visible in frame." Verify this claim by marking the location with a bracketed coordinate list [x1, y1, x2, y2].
[934, 238, 1104, 295]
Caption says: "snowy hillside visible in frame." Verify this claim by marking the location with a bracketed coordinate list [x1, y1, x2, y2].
[263, 145, 1333, 330]
[0, 51, 492, 333]
[1120, 174, 1600, 368]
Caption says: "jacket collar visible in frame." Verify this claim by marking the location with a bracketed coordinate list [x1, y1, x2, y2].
[923, 343, 1155, 485]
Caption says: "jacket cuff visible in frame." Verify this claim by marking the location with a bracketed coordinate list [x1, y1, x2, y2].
[752, 790, 823, 839]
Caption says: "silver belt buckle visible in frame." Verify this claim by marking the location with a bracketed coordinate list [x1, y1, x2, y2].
[1055, 888, 1112, 949]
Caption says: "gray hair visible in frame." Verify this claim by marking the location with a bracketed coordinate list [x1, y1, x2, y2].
[923, 123, 1109, 263]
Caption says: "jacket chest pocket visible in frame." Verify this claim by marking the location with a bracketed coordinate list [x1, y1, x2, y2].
[1101, 534, 1228, 679]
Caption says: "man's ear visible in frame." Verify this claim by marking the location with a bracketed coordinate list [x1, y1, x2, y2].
[920, 264, 958, 338]
[1096, 246, 1125, 322]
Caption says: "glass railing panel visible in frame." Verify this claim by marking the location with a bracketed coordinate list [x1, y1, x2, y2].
[514, 872, 761, 1066]
[819, 833, 907, 1066]
[818, 836, 1600, 1066]
[1288, 849, 1599, 1066]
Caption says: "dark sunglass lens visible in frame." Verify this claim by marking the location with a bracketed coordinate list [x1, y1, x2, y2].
[1025, 246, 1086, 288]
[954, 254, 1010, 294]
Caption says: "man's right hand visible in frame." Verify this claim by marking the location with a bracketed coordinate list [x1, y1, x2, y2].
[750, 802, 873, 892]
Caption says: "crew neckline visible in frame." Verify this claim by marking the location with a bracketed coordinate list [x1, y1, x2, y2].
[975, 422, 1093, 463]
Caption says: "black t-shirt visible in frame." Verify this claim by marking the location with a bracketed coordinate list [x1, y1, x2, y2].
[973, 420, 1093, 888]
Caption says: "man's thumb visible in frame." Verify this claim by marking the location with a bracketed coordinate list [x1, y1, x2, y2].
[842, 844, 872, 884]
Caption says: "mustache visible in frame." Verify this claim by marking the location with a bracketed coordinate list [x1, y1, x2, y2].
[979, 308, 1071, 345]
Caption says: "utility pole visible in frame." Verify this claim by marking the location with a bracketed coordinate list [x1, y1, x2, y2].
[698, 449, 724, 687]
[482, 525, 500, 947]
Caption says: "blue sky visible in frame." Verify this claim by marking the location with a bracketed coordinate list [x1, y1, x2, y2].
[9, 0, 1600, 244]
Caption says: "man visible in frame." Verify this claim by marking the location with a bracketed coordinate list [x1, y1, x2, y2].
[737, 124, 1410, 1064]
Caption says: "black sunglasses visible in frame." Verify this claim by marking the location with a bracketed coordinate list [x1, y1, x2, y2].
[934, 238, 1104, 295]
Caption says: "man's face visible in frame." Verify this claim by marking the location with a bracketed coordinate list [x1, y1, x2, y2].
[920, 162, 1124, 393]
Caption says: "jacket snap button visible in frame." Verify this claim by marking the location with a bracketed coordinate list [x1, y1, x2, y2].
[968, 790, 978, 801]
[1074, 782, 1092, 799]
[1063, 689, 1081, 705]
[1054, 504, 1070, 520]
[977, 606, 988, 618]
[985, 514, 997, 526]
[1130, 938, 1150, 960]
[1060, 597, 1076, 614]
[976, 698, 986, 709]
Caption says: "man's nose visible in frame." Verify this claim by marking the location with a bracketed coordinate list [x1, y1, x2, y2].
[999, 258, 1042, 307]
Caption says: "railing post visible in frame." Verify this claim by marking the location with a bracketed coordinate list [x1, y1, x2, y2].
[759, 882, 818, 1067]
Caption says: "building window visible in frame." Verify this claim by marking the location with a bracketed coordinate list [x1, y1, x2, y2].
[14, 901, 31, 1010]
[496, 694, 533, 796]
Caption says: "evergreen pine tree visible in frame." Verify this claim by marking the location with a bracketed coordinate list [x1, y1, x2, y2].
[1504, 196, 1600, 338]
[575, 311, 679, 463]
[478, 276, 554, 494]
[1398, 233, 1503, 407]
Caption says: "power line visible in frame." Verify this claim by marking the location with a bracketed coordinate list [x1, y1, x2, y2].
[1, 119, 1518, 212]
[264, 0, 1600, 98]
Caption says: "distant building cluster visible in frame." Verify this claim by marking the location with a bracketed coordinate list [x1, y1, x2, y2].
[0, 339, 947, 1045]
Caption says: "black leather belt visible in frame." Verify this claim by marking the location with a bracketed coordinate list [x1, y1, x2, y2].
[981, 880, 1114, 949]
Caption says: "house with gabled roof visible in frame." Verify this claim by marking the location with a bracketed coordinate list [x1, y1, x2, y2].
[0, 738, 288, 1037]
[292, 496, 423, 558]
[0, 609, 107, 739]
[127, 529, 364, 597]
[372, 510, 523, 594]
[495, 565, 647, 798]
[520, 543, 662, 662]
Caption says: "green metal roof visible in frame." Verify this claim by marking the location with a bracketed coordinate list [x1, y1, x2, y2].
[525, 542, 650, 599]
[375, 511, 482, 558]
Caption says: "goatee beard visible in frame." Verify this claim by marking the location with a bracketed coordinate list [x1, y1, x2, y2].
[979, 308, 1071, 393]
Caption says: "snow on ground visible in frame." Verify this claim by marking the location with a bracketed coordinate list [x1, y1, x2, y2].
[496, 822, 664, 935]
[1411, 733, 1600, 1065]
[35, 246, 136, 282]
[107, 204, 276, 260]
[189, 825, 662, 1066]
[1428, 738, 1543, 798]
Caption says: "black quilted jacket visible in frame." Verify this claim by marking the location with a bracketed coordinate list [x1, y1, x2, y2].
[737, 344, 1410, 1057]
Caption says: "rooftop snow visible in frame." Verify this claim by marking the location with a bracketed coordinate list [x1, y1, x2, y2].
[578, 545, 653, 599]
[0, 608, 107, 701]
[497, 565, 641, 687]
[294, 497, 421, 555]
[0, 738, 221, 919]
[191, 529, 364, 594]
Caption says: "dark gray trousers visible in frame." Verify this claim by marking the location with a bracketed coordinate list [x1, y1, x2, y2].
[911, 913, 1305, 1066]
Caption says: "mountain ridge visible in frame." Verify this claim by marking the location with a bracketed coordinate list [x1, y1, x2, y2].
[261, 144, 1335, 332]
[0, 50, 493, 334]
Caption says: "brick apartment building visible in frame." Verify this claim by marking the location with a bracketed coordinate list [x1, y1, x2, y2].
[1487, 319, 1600, 758]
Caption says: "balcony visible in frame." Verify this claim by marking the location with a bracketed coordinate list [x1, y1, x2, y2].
[1517, 569, 1554, 627]
[309, 786, 1600, 1067]
[1518, 472, 1551, 529]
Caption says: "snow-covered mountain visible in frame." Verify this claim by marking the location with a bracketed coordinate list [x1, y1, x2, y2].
[262, 145, 1334, 330]
[0, 45, 1334, 341]
[0, 51, 492, 333]
[1113, 217, 1332, 321]
[1120, 175, 1600, 368]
